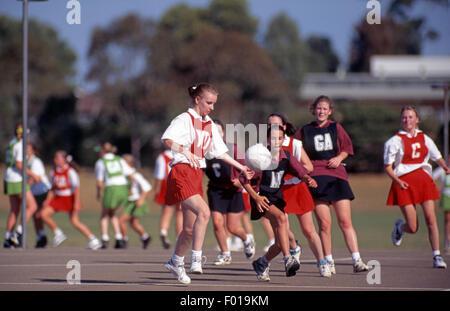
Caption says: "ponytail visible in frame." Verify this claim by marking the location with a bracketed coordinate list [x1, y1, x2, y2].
[267, 112, 297, 137]
[188, 83, 218, 100]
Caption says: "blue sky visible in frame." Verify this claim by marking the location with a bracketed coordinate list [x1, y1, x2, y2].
[1, 0, 449, 91]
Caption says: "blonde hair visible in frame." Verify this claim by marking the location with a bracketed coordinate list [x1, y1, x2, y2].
[400, 105, 420, 129]
[121, 154, 134, 168]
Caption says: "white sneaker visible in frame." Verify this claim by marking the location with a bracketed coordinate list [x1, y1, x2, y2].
[290, 244, 302, 265]
[230, 237, 244, 252]
[433, 255, 447, 269]
[190, 255, 206, 274]
[392, 219, 404, 246]
[263, 239, 275, 252]
[252, 258, 270, 282]
[318, 261, 332, 278]
[87, 238, 101, 250]
[244, 237, 255, 259]
[213, 253, 232, 266]
[164, 259, 191, 284]
[353, 258, 369, 273]
[52, 233, 67, 247]
[327, 259, 336, 274]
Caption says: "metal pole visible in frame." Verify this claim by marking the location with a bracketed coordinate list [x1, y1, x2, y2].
[445, 86, 449, 165]
[21, 0, 29, 249]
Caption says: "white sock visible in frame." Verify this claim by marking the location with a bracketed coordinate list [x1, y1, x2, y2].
[171, 253, 184, 265]
[325, 254, 334, 262]
[115, 233, 123, 240]
[102, 234, 110, 241]
[351, 252, 361, 263]
[268, 238, 275, 245]
[244, 237, 251, 245]
[226, 237, 232, 246]
[222, 251, 231, 257]
[16, 225, 23, 235]
[246, 233, 254, 240]
[6, 232, 13, 239]
[192, 249, 202, 259]
[141, 233, 149, 240]
[54, 228, 63, 236]
[160, 229, 168, 236]
[89, 235, 96, 241]
[432, 250, 441, 257]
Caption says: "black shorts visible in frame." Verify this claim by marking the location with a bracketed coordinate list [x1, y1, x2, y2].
[250, 191, 286, 221]
[33, 192, 48, 209]
[207, 186, 245, 214]
[309, 175, 355, 202]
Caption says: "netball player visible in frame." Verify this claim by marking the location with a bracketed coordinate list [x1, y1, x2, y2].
[119, 154, 152, 249]
[268, 113, 331, 277]
[3, 123, 38, 248]
[385, 106, 448, 268]
[95, 142, 134, 249]
[153, 148, 183, 249]
[205, 119, 255, 265]
[295, 95, 369, 274]
[39, 151, 101, 249]
[26, 143, 51, 248]
[162, 83, 251, 284]
[241, 125, 317, 281]
[432, 155, 450, 255]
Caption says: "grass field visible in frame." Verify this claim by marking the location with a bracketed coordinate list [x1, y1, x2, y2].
[0, 168, 447, 250]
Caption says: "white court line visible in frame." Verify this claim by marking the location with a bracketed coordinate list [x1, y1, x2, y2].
[0, 281, 447, 291]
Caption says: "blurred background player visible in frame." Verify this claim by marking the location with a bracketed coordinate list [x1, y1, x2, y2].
[119, 154, 152, 249]
[95, 142, 134, 249]
[3, 123, 38, 248]
[385, 106, 449, 268]
[432, 154, 450, 255]
[153, 148, 183, 249]
[268, 113, 331, 277]
[39, 151, 101, 249]
[26, 143, 51, 248]
[205, 119, 255, 265]
[295, 95, 369, 274]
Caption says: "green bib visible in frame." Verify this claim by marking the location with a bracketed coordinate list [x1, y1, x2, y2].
[102, 156, 124, 178]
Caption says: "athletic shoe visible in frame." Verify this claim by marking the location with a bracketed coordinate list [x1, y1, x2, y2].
[114, 239, 126, 249]
[263, 239, 275, 252]
[190, 255, 206, 274]
[52, 232, 67, 247]
[284, 255, 300, 277]
[318, 260, 332, 278]
[353, 258, 369, 273]
[230, 237, 244, 252]
[433, 255, 447, 269]
[160, 234, 171, 249]
[244, 237, 255, 259]
[213, 253, 232, 266]
[35, 235, 48, 248]
[15, 232, 23, 248]
[164, 258, 191, 284]
[101, 239, 109, 249]
[87, 238, 102, 250]
[392, 219, 404, 246]
[290, 242, 302, 266]
[327, 259, 336, 274]
[142, 236, 152, 249]
[252, 257, 270, 282]
[3, 238, 18, 248]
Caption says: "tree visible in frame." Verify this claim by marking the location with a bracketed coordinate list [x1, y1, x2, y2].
[0, 15, 76, 162]
[305, 35, 339, 73]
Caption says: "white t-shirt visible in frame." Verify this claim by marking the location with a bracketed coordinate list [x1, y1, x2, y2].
[128, 171, 152, 201]
[161, 108, 228, 169]
[94, 153, 134, 187]
[432, 167, 450, 197]
[4, 137, 24, 183]
[384, 129, 442, 177]
[283, 135, 303, 185]
[50, 166, 79, 196]
[28, 155, 51, 196]
[154, 150, 173, 180]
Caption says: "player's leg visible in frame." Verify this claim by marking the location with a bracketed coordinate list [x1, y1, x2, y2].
[119, 213, 130, 240]
[160, 204, 174, 246]
[260, 216, 275, 251]
[100, 207, 110, 245]
[445, 211, 450, 254]
[227, 211, 255, 259]
[314, 200, 332, 256]
[212, 211, 228, 252]
[399, 204, 419, 233]
[422, 200, 447, 268]
[4, 195, 21, 247]
[175, 204, 183, 236]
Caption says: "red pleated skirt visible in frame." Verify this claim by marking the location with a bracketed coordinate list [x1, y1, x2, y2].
[49, 195, 75, 213]
[386, 169, 440, 206]
[165, 163, 204, 206]
[242, 191, 252, 212]
[282, 182, 315, 215]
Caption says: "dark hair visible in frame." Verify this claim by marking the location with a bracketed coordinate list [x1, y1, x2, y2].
[55, 150, 80, 172]
[101, 142, 117, 154]
[267, 113, 296, 137]
[267, 124, 286, 139]
[27, 142, 39, 157]
[212, 119, 224, 130]
[310, 95, 334, 115]
[188, 83, 219, 100]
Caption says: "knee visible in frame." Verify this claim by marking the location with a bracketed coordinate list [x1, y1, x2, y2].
[317, 219, 331, 233]
[338, 219, 353, 232]
[226, 223, 239, 235]
[198, 208, 211, 223]
[276, 213, 287, 227]
[405, 221, 419, 233]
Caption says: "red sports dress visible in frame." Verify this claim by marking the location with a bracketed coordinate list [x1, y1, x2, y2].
[281, 136, 315, 215]
[385, 131, 440, 206]
[155, 152, 173, 205]
[49, 165, 78, 213]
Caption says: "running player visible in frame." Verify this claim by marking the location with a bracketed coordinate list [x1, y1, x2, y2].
[295, 95, 369, 274]
[268, 113, 331, 277]
[119, 154, 152, 249]
[241, 124, 317, 281]
[205, 119, 255, 266]
[162, 83, 251, 284]
[385, 106, 448, 268]
[95, 142, 135, 249]
[432, 154, 450, 255]
[153, 148, 183, 249]
[39, 151, 101, 249]
[3, 123, 38, 248]
[26, 143, 51, 248]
